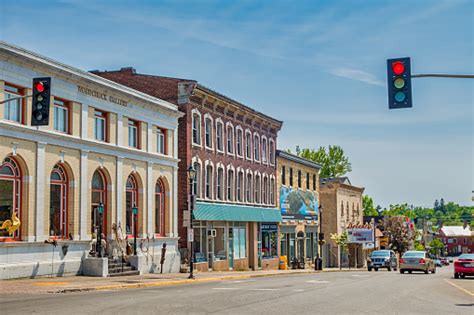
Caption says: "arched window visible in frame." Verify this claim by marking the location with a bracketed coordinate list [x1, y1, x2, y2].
[0, 157, 21, 239]
[50, 164, 68, 238]
[254, 174, 261, 203]
[91, 169, 107, 234]
[263, 176, 268, 204]
[227, 169, 234, 201]
[126, 175, 138, 235]
[340, 201, 344, 216]
[216, 168, 224, 201]
[245, 173, 252, 203]
[155, 180, 165, 236]
[346, 202, 350, 221]
[205, 165, 213, 199]
[193, 162, 201, 198]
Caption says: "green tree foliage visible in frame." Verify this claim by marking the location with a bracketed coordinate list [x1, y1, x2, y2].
[330, 231, 349, 269]
[428, 239, 445, 257]
[363, 195, 379, 216]
[295, 145, 352, 178]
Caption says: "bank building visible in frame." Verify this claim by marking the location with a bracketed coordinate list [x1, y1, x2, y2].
[0, 42, 183, 279]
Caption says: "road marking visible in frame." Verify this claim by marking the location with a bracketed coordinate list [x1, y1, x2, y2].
[306, 280, 329, 283]
[352, 275, 369, 277]
[212, 287, 238, 290]
[444, 279, 474, 297]
[251, 288, 279, 291]
[292, 289, 305, 292]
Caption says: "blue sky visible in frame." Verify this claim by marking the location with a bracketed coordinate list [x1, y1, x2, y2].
[1, 0, 472, 208]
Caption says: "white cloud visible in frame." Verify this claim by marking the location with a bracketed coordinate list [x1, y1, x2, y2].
[327, 67, 384, 86]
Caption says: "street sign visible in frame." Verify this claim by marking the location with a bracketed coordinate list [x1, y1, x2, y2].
[187, 228, 194, 242]
[380, 237, 389, 247]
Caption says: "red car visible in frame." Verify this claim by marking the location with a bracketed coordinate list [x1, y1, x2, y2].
[454, 254, 474, 279]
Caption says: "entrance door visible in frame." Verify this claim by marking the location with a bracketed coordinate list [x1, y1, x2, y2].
[228, 227, 234, 269]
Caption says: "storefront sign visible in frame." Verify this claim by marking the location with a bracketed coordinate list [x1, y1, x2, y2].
[280, 186, 318, 221]
[261, 223, 278, 231]
[77, 86, 128, 106]
[348, 228, 374, 243]
[187, 228, 194, 242]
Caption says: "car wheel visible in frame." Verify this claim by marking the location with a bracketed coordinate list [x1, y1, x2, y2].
[454, 273, 459, 279]
[368, 267, 372, 272]
[408, 270, 412, 274]
[432, 268, 436, 274]
[374, 267, 378, 271]
[424, 269, 429, 274]
[400, 270, 405, 274]
[394, 266, 398, 272]
[387, 266, 392, 272]
[460, 274, 465, 279]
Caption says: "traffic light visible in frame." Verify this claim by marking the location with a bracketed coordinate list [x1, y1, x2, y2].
[31, 77, 51, 126]
[387, 57, 412, 109]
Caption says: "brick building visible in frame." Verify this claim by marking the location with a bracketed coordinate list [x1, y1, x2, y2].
[319, 177, 365, 268]
[438, 226, 473, 256]
[92, 68, 283, 271]
[276, 150, 321, 269]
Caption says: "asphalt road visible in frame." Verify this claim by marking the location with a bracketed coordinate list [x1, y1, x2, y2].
[1, 265, 472, 314]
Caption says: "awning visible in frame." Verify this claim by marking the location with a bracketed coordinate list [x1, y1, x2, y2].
[193, 202, 282, 222]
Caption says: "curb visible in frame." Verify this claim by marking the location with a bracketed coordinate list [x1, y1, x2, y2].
[52, 269, 366, 294]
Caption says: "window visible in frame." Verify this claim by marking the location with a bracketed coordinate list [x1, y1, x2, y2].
[216, 121, 223, 151]
[245, 131, 252, 159]
[205, 117, 213, 148]
[254, 174, 261, 203]
[281, 166, 286, 185]
[289, 168, 293, 186]
[53, 98, 69, 133]
[217, 168, 224, 201]
[262, 138, 267, 163]
[227, 126, 234, 154]
[50, 164, 68, 238]
[0, 157, 22, 239]
[245, 173, 252, 203]
[94, 110, 107, 142]
[270, 177, 275, 205]
[205, 165, 213, 199]
[193, 162, 201, 198]
[297, 170, 302, 188]
[261, 224, 278, 258]
[269, 140, 275, 165]
[237, 171, 244, 202]
[192, 112, 201, 145]
[254, 135, 260, 161]
[306, 232, 317, 260]
[213, 223, 227, 261]
[306, 173, 310, 190]
[193, 221, 207, 262]
[231, 222, 246, 259]
[227, 169, 234, 201]
[263, 177, 268, 204]
[236, 129, 243, 157]
[155, 180, 165, 236]
[340, 201, 344, 216]
[91, 170, 107, 233]
[313, 174, 316, 191]
[126, 175, 138, 235]
[156, 128, 166, 154]
[128, 119, 139, 148]
[3, 84, 23, 123]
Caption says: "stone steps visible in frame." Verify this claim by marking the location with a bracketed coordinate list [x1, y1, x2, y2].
[108, 258, 138, 277]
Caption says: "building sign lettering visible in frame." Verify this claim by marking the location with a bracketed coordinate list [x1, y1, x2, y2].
[77, 86, 128, 106]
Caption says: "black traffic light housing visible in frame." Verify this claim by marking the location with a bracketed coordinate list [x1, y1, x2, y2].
[387, 57, 412, 109]
[31, 77, 51, 126]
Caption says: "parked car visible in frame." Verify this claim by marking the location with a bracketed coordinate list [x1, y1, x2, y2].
[448, 257, 454, 263]
[367, 250, 398, 271]
[434, 259, 442, 267]
[454, 253, 474, 279]
[440, 257, 449, 266]
[399, 251, 436, 274]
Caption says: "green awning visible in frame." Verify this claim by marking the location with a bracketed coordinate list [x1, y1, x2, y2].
[193, 202, 282, 222]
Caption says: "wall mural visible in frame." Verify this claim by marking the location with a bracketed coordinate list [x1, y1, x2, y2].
[280, 186, 318, 220]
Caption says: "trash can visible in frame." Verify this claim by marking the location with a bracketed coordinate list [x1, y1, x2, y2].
[279, 255, 288, 270]
[315, 257, 323, 270]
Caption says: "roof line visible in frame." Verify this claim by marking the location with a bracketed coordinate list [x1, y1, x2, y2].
[276, 149, 322, 169]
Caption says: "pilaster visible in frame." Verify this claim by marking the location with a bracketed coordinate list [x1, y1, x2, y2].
[80, 150, 89, 240]
[35, 141, 46, 242]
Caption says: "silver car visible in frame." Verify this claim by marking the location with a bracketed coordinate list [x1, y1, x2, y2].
[399, 251, 436, 274]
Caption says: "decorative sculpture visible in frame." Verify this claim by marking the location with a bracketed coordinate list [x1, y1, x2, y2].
[0, 211, 21, 236]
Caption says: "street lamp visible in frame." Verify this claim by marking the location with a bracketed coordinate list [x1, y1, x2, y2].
[132, 204, 138, 256]
[97, 202, 104, 258]
[187, 165, 197, 279]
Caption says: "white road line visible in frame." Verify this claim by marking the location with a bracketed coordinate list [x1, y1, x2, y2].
[212, 287, 238, 290]
[250, 288, 279, 291]
[306, 280, 329, 283]
[352, 275, 369, 277]
[292, 289, 305, 292]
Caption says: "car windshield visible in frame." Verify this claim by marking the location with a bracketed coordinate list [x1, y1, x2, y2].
[458, 254, 474, 260]
[402, 252, 425, 258]
[371, 251, 390, 257]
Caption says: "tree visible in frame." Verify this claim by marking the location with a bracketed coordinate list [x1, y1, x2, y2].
[296, 145, 352, 178]
[363, 195, 379, 216]
[383, 216, 416, 256]
[428, 239, 445, 257]
[330, 231, 349, 270]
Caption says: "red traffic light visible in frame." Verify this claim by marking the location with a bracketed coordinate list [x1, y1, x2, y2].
[392, 62, 405, 75]
[34, 81, 45, 93]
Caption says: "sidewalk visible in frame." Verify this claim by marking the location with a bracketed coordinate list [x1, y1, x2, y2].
[0, 268, 365, 295]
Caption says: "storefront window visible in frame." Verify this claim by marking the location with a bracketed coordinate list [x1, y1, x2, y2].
[0, 157, 21, 239]
[4, 84, 23, 123]
[193, 221, 207, 263]
[213, 224, 226, 261]
[232, 222, 246, 259]
[261, 223, 278, 258]
[49, 164, 68, 238]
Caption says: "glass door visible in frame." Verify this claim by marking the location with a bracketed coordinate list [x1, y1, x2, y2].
[228, 227, 234, 269]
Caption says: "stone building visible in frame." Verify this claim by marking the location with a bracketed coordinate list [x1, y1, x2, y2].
[0, 42, 182, 279]
[276, 150, 321, 268]
[319, 177, 365, 268]
[92, 68, 283, 271]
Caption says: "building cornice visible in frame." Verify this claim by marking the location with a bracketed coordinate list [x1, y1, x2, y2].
[276, 150, 322, 170]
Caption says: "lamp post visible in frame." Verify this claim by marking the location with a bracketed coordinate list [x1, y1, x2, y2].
[132, 204, 138, 256]
[97, 202, 104, 258]
[187, 165, 197, 279]
[318, 205, 324, 270]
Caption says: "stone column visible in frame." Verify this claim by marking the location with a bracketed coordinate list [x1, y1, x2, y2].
[35, 142, 46, 242]
[147, 124, 153, 153]
[147, 162, 153, 234]
[116, 156, 123, 229]
[172, 166, 178, 237]
[80, 150, 89, 240]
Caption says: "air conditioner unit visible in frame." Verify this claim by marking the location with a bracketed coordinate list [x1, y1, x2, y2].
[208, 229, 217, 238]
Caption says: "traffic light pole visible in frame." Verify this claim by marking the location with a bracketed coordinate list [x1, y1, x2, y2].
[0, 94, 32, 105]
[411, 74, 474, 79]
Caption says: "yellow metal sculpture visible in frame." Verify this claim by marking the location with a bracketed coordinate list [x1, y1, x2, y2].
[0, 211, 21, 236]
